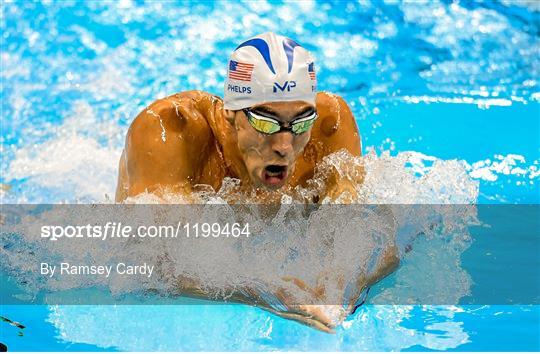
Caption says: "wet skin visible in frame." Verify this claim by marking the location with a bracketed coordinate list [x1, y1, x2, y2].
[225, 101, 315, 190]
[115, 90, 362, 201]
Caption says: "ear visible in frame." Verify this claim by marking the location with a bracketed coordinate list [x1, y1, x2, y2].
[223, 109, 236, 125]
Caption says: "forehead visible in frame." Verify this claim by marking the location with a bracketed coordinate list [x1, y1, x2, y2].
[253, 100, 314, 111]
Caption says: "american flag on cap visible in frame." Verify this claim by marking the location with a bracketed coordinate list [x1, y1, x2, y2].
[308, 62, 316, 80]
[228, 60, 254, 81]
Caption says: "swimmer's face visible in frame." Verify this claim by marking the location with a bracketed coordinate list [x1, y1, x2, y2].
[225, 101, 315, 190]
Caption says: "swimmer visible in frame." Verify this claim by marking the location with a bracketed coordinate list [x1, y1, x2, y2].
[115, 32, 363, 203]
[116, 32, 398, 332]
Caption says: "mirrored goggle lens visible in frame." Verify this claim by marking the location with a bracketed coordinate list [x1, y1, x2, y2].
[247, 115, 281, 134]
[291, 114, 317, 134]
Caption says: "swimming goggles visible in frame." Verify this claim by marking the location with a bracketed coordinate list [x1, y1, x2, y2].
[242, 108, 318, 135]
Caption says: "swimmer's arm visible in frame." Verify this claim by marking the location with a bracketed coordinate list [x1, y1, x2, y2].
[366, 205, 400, 285]
[362, 242, 399, 290]
[170, 274, 338, 333]
[115, 98, 213, 202]
[346, 245, 399, 316]
[292, 206, 399, 314]
[164, 242, 395, 332]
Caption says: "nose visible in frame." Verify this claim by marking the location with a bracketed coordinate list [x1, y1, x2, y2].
[271, 132, 294, 158]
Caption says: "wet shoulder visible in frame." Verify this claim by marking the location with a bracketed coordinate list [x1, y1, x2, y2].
[128, 91, 219, 147]
[314, 91, 354, 137]
[129, 90, 220, 137]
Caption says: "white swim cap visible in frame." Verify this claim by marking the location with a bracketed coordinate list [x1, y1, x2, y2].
[223, 32, 317, 110]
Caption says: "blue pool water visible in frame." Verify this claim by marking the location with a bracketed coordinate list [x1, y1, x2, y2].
[1, 0, 539, 351]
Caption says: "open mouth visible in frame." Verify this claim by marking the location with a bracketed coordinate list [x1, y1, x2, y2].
[262, 165, 288, 187]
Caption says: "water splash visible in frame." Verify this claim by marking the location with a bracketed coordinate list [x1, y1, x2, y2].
[2, 150, 479, 315]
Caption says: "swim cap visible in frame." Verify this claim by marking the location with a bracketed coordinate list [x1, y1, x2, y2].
[223, 32, 317, 110]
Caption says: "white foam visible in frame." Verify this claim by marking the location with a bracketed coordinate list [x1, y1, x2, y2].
[5, 101, 122, 202]
[467, 153, 538, 182]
